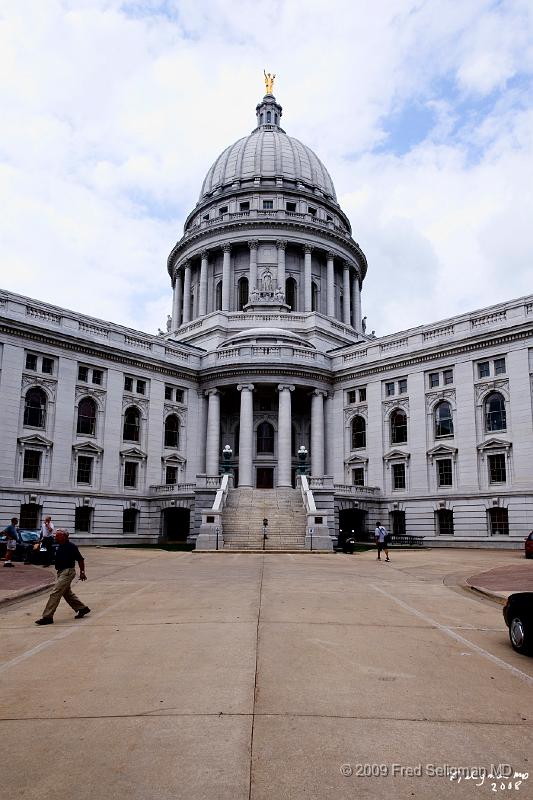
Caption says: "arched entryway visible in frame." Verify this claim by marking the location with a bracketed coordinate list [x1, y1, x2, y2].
[161, 507, 190, 542]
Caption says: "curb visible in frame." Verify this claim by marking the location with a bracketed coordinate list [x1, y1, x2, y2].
[466, 584, 509, 606]
[0, 580, 55, 609]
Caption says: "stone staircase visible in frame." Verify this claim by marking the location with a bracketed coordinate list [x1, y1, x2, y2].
[222, 487, 307, 550]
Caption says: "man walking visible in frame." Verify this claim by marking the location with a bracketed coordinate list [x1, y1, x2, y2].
[2, 517, 19, 567]
[374, 520, 390, 562]
[39, 515, 55, 566]
[35, 529, 90, 625]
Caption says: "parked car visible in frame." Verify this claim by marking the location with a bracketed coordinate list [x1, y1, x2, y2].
[503, 593, 533, 656]
[0, 528, 51, 564]
[525, 531, 533, 559]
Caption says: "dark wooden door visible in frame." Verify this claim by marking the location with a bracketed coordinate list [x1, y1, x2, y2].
[256, 468, 274, 489]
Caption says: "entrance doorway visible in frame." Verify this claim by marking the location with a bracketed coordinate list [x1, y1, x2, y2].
[161, 507, 190, 542]
[256, 468, 274, 488]
[339, 509, 368, 544]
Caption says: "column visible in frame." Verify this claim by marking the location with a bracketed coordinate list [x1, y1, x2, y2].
[237, 384, 254, 487]
[205, 389, 220, 475]
[182, 261, 192, 325]
[248, 240, 258, 292]
[304, 245, 313, 312]
[342, 263, 351, 325]
[199, 251, 208, 317]
[324, 392, 334, 477]
[277, 384, 294, 487]
[172, 270, 182, 331]
[276, 239, 286, 293]
[222, 243, 231, 311]
[326, 252, 335, 318]
[352, 273, 362, 332]
[196, 391, 207, 474]
[311, 390, 326, 478]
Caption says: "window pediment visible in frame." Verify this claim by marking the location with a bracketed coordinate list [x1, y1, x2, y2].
[383, 449, 410, 461]
[120, 446, 147, 460]
[162, 453, 186, 465]
[73, 441, 103, 454]
[477, 438, 512, 452]
[346, 454, 368, 464]
[18, 434, 53, 448]
[427, 444, 457, 459]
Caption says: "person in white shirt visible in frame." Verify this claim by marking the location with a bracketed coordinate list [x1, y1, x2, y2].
[40, 516, 55, 567]
[374, 521, 390, 562]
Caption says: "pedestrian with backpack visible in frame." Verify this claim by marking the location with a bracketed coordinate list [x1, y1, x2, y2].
[374, 521, 390, 562]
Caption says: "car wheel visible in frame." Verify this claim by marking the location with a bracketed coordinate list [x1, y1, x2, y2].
[509, 615, 533, 655]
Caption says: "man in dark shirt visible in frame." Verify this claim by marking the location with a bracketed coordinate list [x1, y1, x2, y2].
[35, 530, 90, 625]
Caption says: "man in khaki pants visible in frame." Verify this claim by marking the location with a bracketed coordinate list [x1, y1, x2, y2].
[35, 530, 90, 625]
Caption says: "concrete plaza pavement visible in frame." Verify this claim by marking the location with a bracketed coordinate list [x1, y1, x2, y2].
[0, 547, 531, 800]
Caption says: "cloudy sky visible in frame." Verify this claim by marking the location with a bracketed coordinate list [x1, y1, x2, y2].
[1, 0, 532, 337]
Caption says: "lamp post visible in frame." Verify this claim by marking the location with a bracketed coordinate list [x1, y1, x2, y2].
[297, 445, 308, 475]
[222, 444, 233, 474]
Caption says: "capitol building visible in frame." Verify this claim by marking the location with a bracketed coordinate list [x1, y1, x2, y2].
[1, 81, 532, 551]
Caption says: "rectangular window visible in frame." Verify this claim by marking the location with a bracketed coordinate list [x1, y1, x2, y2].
[74, 506, 92, 533]
[488, 507, 509, 536]
[25, 353, 37, 371]
[385, 382, 395, 397]
[203, 213, 209, 221]
[174, 389, 184, 403]
[286, 202, 297, 212]
[326, 214, 333, 222]
[219, 206, 228, 215]
[437, 509, 454, 536]
[92, 369, 103, 386]
[429, 373, 439, 388]
[347, 390, 356, 404]
[392, 463, 406, 490]
[488, 453, 506, 484]
[124, 461, 138, 488]
[78, 366, 89, 382]
[41, 357, 54, 375]
[478, 361, 490, 378]
[23, 450, 41, 480]
[165, 386, 173, 400]
[352, 467, 365, 486]
[239, 201, 250, 211]
[398, 378, 407, 394]
[136, 380, 145, 395]
[359, 387, 367, 402]
[124, 376, 133, 392]
[76, 456, 93, 485]
[263, 200, 274, 210]
[494, 357, 506, 375]
[443, 369, 454, 385]
[166, 466, 178, 485]
[437, 459, 453, 487]
[307, 206, 317, 216]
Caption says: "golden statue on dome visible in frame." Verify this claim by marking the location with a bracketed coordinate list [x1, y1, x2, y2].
[264, 70, 276, 95]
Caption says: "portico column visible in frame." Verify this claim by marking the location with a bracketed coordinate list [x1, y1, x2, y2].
[276, 240, 286, 293]
[342, 263, 351, 325]
[182, 261, 192, 325]
[199, 251, 208, 317]
[277, 384, 294, 487]
[237, 384, 254, 487]
[311, 390, 326, 478]
[172, 270, 182, 331]
[205, 389, 221, 475]
[326, 252, 335, 318]
[222, 243, 231, 311]
[352, 273, 362, 332]
[304, 245, 313, 312]
[248, 240, 258, 292]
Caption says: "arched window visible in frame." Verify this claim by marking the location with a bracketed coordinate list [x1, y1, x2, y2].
[77, 397, 97, 435]
[435, 401, 453, 437]
[485, 392, 506, 432]
[123, 508, 139, 534]
[123, 406, 140, 442]
[215, 281, 222, 311]
[23, 387, 47, 428]
[390, 409, 407, 444]
[285, 277, 296, 311]
[164, 414, 180, 448]
[311, 281, 318, 312]
[275, 113, 278, 124]
[257, 421, 274, 453]
[267, 111, 271, 123]
[238, 277, 249, 310]
[260, 113, 264, 124]
[351, 415, 366, 449]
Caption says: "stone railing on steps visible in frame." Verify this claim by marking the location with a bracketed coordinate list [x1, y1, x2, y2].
[195, 474, 232, 550]
[298, 475, 333, 551]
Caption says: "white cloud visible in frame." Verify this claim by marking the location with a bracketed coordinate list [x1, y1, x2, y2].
[0, 0, 531, 336]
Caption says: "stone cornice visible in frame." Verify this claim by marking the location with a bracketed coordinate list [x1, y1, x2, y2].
[167, 218, 367, 278]
[200, 364, 333, 387]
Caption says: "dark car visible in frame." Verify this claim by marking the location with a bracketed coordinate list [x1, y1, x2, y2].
[525, 531, 533, 559]
[503, 593, 533, 656]
[0, 529, 48, 564]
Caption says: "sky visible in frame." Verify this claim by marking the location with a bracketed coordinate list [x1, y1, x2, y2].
[0, 0, 532, 337]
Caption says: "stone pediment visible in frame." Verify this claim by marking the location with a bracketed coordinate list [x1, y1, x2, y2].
[383, 449, 410, 461]
[427, 444, 457, 459]
[346, 454, 368, 464]
[162, 453, 186, 464]
[120, 446, 147, 460]
[73, 441, 103, 454]
[18, 434, 53, 448]
[477, 438, 512, 452]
